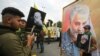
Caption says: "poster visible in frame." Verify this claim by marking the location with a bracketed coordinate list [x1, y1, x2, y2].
[62, 0, 100, 56]
[26, 7, 46, 32]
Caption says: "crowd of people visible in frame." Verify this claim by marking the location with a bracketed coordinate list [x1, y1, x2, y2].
[0, 7, 59, 56]
[0, 6, 98, 56]
[0, 7, 47, 56]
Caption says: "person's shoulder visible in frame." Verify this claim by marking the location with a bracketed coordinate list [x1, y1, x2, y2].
[0, 32, 19, 40]
[88, 32, 93, 37]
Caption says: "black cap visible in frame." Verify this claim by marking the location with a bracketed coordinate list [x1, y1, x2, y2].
[20, 19, 26, 23]
[1, 7, 24, 17]
[83, 25, 91, 30]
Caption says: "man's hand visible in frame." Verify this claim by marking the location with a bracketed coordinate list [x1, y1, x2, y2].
[26, 33, 34, 47]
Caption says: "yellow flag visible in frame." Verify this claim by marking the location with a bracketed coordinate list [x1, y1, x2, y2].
[34, 3, 38, 9]
[43, 24, 47, 34]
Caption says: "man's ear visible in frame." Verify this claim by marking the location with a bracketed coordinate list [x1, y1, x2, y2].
[6, 17, 12, 24]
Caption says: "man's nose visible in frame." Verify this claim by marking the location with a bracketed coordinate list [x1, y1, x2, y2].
[79, 24, 83, 29]
[78, 25, 84, 33]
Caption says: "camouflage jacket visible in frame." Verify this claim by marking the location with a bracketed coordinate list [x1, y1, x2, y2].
[0, 25, 31, 56]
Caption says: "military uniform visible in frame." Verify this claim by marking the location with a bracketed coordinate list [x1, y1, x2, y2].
[0, 7, 31, 56]
[16, 28, 27, 46]
[0, 25, 31, 56]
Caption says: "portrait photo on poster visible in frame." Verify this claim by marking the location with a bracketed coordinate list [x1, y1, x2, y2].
[26, 7, 46, 33]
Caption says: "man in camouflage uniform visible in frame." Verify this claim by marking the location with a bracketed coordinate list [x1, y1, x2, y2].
[0, 7, 34, 56]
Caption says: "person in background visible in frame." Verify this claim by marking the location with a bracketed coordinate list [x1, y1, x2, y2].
[20, 19, 26, 29]
[59, 31, 61, 47]
[47, 30, 51, 44]
[0, 7, 34, 56]
[76, 25, 97, 56]
[39, 29, 45, 53]
[16, 19, 27, 46]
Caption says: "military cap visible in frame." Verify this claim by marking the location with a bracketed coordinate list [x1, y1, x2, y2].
[20, 19, 26, 23]
[1, 7, 24, 17]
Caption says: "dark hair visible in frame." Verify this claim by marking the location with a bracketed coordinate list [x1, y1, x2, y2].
[1, 7, 24, 17]
[83, 25, 91, 30]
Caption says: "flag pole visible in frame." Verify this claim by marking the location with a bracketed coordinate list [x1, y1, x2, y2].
[31, 25, 35, 34]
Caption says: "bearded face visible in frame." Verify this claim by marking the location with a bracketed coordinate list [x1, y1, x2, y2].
[70, 13, 87, 34]
[33, 12, 43, 26]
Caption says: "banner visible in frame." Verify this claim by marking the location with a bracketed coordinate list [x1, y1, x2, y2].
[26, 7, 46, 32]
[62, 0, 99, 56]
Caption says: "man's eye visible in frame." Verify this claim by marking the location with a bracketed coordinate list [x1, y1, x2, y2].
[83, 22, 86, 25]
[75, 22, 80, 25]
